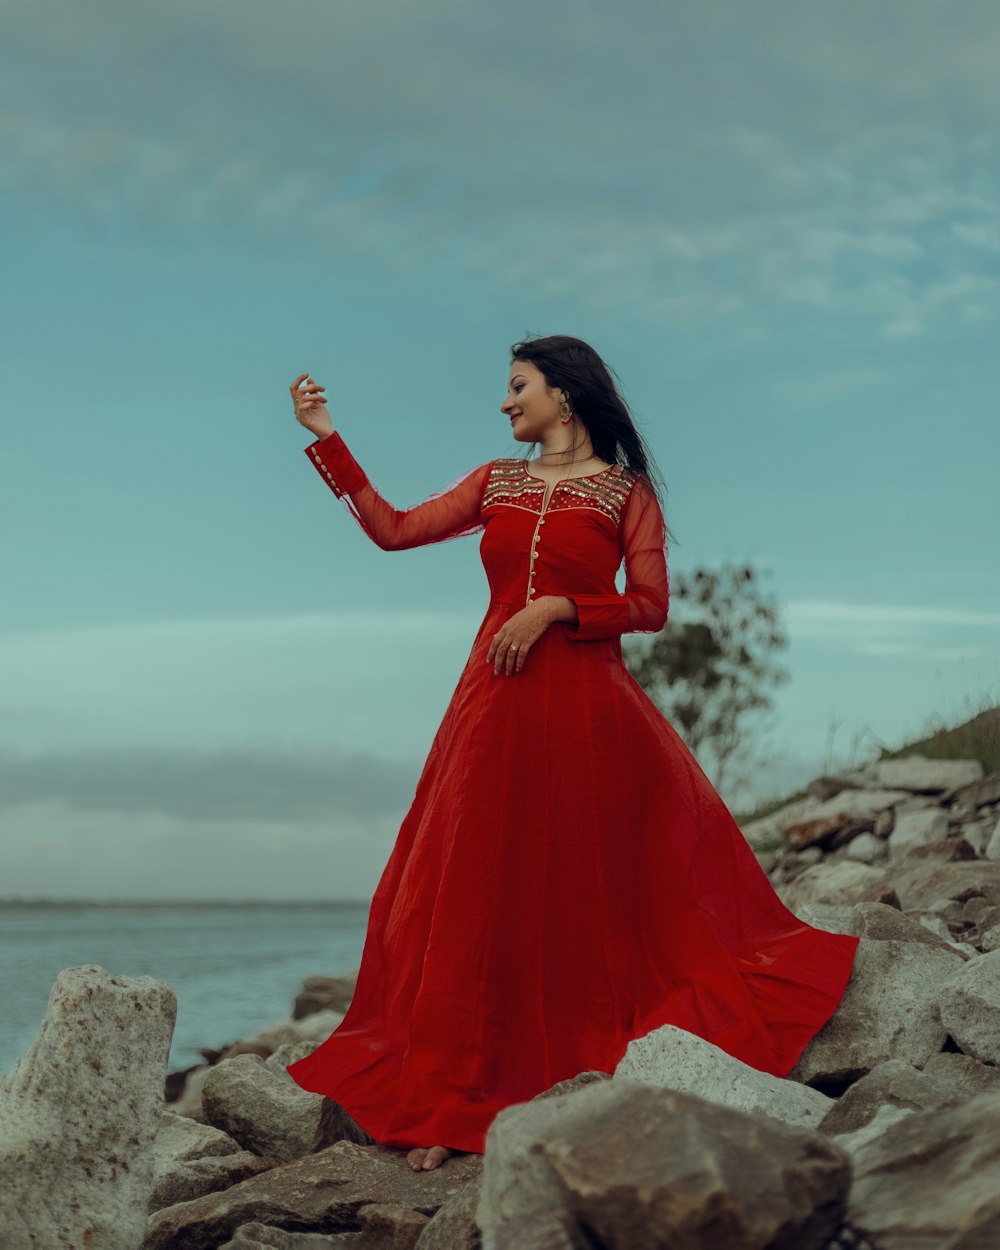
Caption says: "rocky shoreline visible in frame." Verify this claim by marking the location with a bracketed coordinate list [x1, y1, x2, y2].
[1, 752, 998, 1248]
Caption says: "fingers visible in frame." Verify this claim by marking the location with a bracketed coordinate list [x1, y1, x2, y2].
[488, 635, 527, 675]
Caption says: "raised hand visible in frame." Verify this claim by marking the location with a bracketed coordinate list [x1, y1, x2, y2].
[290, 373, 334, 440]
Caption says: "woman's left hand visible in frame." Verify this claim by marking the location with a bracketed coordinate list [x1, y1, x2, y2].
[487, 602, 554, 676]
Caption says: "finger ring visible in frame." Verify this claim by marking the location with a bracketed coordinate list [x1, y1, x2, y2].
[510, 642, 519, 648]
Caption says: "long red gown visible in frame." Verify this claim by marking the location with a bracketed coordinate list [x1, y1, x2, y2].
[285, 430, 860, 1153]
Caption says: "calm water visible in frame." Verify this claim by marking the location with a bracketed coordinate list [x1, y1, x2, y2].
[0, 900, 370, 1076]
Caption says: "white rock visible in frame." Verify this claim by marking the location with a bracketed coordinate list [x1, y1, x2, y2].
[887, 808, 950, 861]
[873, 756, 984, 793]
[845, 831, 886, 863]
[615, 1023, 833, 1129]
[984, 814, 1000, 861]
[0, 965, 176, 1250]
[938, 948, 1000, 1064]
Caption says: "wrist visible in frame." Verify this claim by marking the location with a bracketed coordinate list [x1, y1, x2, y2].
[539, 595, 577, 625]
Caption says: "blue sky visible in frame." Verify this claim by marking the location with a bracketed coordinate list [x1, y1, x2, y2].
[2, 0, 998, 900]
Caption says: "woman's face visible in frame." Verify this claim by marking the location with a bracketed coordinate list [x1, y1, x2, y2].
[501, 360, 563, 444]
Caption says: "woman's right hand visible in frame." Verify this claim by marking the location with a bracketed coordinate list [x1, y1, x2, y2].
[291, 373, 334, 440]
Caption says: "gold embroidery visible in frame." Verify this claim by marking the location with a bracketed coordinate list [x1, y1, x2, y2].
[482, 458, 635, 525]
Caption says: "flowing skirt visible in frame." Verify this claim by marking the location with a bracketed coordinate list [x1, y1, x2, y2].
[285, 598, 859, 1152]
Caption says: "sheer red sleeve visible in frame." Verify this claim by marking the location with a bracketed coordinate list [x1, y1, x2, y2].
[564, 475, 670, 642]
[304, 430, 492, 550]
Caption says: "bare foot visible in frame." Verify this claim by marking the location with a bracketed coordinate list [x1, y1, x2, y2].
[406, 1144, 454, 1171]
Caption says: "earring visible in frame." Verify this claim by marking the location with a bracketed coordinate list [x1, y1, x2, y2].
[559, 394, 572, 423]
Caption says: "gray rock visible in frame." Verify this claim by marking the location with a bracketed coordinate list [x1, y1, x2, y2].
[219, 1224, 362, 1248]
[292, 973, 358, 1021]
[778, 860, 888, 909]
[788, 938, 963, 1083]
[921, 1051, 1000, 1096]
[245, 1009, 345, 1053]
[413, 1177, 483, 1249]
[150, 1150, 277, 1213]
[201, 1053, 374, 1163]
[846, 1090, 1000, 1248]
[872, 756, 983, 793]
[477, 1079, 851, 1250]
[845, 832, 886, 863]
[887, 808, 949, 861]
[615, 1023, 833, 1129]
[937, 948, 1000, 1063]
[0, 965, 176, 1250]
[818, 1059, 965, 1136]
[143, 1140, 483, 1250]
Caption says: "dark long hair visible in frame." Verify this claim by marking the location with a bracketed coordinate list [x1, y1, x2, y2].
[509, 333, 677, 547]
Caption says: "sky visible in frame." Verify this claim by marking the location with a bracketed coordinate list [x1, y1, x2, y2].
[2, 0, 998, 901]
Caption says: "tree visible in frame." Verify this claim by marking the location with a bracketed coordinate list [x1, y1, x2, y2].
[625, 562, 789, 796]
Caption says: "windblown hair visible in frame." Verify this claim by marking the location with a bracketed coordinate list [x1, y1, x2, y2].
[509, 333, 677, 547]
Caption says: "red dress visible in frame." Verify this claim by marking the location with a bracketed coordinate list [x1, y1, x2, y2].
[285, 431, 860, 1153]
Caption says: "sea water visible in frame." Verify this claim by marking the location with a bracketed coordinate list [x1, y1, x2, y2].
[0, 899, 369, 1076]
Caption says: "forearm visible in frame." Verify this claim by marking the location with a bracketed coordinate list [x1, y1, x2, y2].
[539, 595, 579, 626]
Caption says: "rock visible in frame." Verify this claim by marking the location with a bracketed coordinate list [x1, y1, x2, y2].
[845, 831, 886, 863]
[828, 1103, 916, 1156]
[150, 1151, 277, 1214]
[847, 900, 971, 955]
[739, 795, 820, 850]
[615, 1023, 833, 1128]
[886, 808, 950, 861]
[150, 1110, 273, 1212]
[264, 1040, 323, 1075]
[788, 901, 856, 932]
[356, 1202, 431, 1248]
[476, 1078, 851, 1250]
[937, 948, 1000, 1063]
[201, 1053, 375, 1163]
[818, 1059, 965, 1136]
[0, 965, 176, 1250]
[413, 1177, 483, 1249]
[778, 860, 888, 909]
[921, 1051, 1000, 1097]
[985, 814, 1000, 861]
[846, 1090, 1000, 1248]
[787, 938, 963, 1084]
[872, 756, 983, 793]
[245, 1009, 345, 1053]
[884, 853, 1000, 912]
[783, 789, 912, 851]
[529, 1070, 611, 1101]
[172, 1063, 213, 1121]
[143, 1140, 483, 1250]
[292, 973, 358, 1021]
[948, 770, 1000, 821]
[219, 1225, 361, 1248]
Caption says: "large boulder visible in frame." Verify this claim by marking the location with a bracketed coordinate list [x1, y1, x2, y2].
[788, 938, 964, 1084]
[615, 1023, 832, 1129]
[201, 1053, 374, 1163]
[477, 1078, 851, 1250]
[937, 948, 1000, 1064]
[846, 1090, 1000, 1248]
[0, 965, 176, 1250]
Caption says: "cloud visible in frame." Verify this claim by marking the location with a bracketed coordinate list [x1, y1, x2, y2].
[786, 599, 1000, 659]
[0, 742, 419, 820]
[2, 0, 998, 335]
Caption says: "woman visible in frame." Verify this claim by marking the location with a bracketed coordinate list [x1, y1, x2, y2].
[284, 334, 859, 1173]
